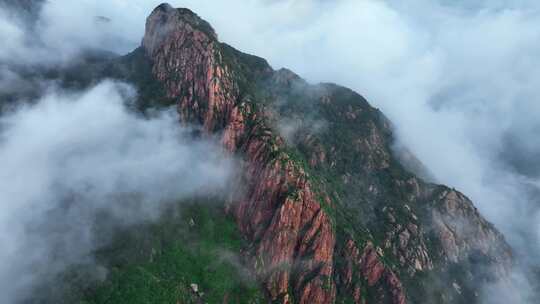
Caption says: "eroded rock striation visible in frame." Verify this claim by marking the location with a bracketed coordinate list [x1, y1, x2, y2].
[139, 4, 513, 303]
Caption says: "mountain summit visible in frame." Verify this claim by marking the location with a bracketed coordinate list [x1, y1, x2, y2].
[142, 3, 217, 56]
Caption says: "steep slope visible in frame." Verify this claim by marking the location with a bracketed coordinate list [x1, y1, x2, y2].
[23, 4, 513, 304]
[132, 4, 512, 304]
[143, 5, 335, 303]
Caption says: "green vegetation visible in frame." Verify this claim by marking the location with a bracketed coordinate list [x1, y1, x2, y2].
[18, 23, 488, 303]
[40, 201, 264, 304]
[82, 202, 264, 304]
[105, 47, 177, 111]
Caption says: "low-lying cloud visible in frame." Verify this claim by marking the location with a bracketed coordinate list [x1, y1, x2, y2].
[185, 1, 540, 301]
[2, 0, 540, 302]
[0, 80, 234, 303]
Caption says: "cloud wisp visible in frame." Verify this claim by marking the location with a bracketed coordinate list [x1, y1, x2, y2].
[0, 80, 234, 303]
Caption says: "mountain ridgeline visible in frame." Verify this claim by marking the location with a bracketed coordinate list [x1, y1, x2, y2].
[29, 3, 513, 304]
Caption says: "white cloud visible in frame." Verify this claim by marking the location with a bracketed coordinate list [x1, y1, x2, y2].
[0, 80, 234, 303]
[180, 0, 540, 248]
[2, 0, 540, 301]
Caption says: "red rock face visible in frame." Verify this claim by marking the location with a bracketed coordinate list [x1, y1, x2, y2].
[141, 4, 513, 304]
[242, 158, 336, 303]
[430, 189, 512, 276]
[143, 5, 335, 304]
[338, 240, 406, 304]
[143, 4, 234, 132]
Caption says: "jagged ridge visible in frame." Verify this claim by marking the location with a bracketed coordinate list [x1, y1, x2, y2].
[9, 4, 513, 304]
[74, 4, 514, 304]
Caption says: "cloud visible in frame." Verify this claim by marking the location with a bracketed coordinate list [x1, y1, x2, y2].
[0, 7, 29, 62]
[2, 0, 540, 302]
[176, 0, 540, 301]
[276, 116, 327, 145]
[0, 80, 234, 303]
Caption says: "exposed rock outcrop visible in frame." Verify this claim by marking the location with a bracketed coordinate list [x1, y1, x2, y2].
[337, 239, 406, 304]
[140, 4, 513, 303]
[430, 188, 512, 276]
[143, 5, 335, 303]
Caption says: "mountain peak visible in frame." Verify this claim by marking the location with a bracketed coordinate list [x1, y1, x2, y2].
[137, 5, 513, 304]
[154, 2, 174, 12]
[142, 3, 217, 55]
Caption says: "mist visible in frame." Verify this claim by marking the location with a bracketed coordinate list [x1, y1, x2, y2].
[0, 80, 234, 303]
[186, 0, 540, 301]
[1, 0, 540, 302]
[198, 0, 540, 270]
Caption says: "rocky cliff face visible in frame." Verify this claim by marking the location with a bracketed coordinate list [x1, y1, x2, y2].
[143, 5, 335, 303]
[138, 4, 512, 303]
